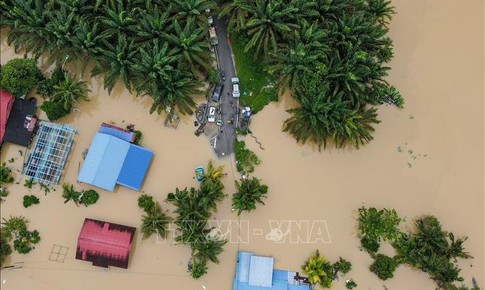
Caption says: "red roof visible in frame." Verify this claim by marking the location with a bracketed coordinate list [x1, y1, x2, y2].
[0, 90, 14, 142]
[76, 218, 136, 269]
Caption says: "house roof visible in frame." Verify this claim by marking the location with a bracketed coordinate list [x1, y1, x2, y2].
[78, 127, 153, 191]
[234, 252, 311, 290]
[76, 218, 136, 269]
[98, 123, 134, 142]
[78, 133, 130, 191]
[0, 90, 14, 142]
[2, 97, 37, 146]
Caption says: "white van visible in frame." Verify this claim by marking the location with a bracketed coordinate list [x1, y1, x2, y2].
[231, 77, 240, 98]
[208, 106, 216, 123]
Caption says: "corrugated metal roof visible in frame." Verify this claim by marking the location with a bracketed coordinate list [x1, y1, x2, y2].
[248, 256, 274, 287]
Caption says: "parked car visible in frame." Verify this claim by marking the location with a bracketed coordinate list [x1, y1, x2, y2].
[208, 15, 214, 25]
[208, 106, 216, 122]
[211, 82, 224, 102]
[216, 119, 223, 126]
[231, 77, 240, 98]
[209, 27, 218, 45]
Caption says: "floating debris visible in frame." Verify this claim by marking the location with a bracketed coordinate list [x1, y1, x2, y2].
[397, 146, 402, 152]
[408, 149, 413, 154]
[407, 162, 412, 168]
[409, 115, 414, 119]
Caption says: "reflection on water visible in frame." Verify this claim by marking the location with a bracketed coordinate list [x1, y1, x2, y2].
[0, 1, 483, 289]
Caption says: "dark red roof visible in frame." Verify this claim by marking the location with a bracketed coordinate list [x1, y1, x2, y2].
[76, 218, 136, 269]
[0, 90, 14, 142]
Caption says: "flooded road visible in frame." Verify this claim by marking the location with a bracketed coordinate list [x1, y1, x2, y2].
[1, 1, 483, 289]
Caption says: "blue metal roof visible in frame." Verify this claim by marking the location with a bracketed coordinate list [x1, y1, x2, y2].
[78, 130, 153, 191]
[117, 145, 153, 190]
[78, 133, 130, 191]
[233, 252, 311, 290]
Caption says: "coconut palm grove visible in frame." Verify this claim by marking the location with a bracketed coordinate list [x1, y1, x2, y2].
[0, 0, 483, 290]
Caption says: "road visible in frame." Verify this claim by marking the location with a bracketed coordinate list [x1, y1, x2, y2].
[212, 16, 238, 158]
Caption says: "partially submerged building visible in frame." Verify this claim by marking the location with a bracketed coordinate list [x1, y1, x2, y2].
[23, 121, 76, 184]
[0, 90, 38, 147]
[233, 251, 311, 290]
[78, 124, 153, 191]
[76, 218, 136, 269]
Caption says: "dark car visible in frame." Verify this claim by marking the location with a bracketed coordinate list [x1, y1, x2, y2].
[211, 82, 224, 102]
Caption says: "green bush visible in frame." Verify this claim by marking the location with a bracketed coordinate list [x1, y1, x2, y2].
[370, 254, 398, 281]
[333, 257, 352, 275]
[207, 69, 219, 85]
[40, 100, 71, 121]
[1, 216, 28, 240]
[0, 232, 12, 267]
[357, 207, 402, 253]
[13, 229, 40, 254]
[234, 140, 261, 175]
[37, 67, 65, 98]
[80, 190, 99, 206]
[133, 130, 143, 145]
[23, 178, 35, 189]
[0, 162, 14, 185]
[23, 195, 40, 208]
[345, 279, 357, 289]
[138, 194, 155, 212]
[0, 58, 42, 97]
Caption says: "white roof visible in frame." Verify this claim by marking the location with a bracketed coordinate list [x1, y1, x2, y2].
[248, 256, 274, 287]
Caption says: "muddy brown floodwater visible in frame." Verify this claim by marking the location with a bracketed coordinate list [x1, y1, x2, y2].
[1, 1, 483, 290]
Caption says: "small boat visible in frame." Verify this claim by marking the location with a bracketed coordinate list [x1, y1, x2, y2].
[195, 166, 205, 183]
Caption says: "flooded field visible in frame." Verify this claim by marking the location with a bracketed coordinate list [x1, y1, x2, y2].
[1, 1, 483, 290]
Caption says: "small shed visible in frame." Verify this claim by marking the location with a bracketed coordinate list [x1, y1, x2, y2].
[76, 218, 136, 269]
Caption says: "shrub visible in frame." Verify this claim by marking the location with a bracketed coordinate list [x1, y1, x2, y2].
[232, 177, 268, 215]
[345, 279, 357, 289]
[0, 232, 12, 267]
[0, 58, 42, 97]
[13, 229, 40, 254]
[357, 207, 402, 253]
[302, 250, 334, 288]
[80, 190, 99, 206]
[23, 195, 40, 208]
[37, 67, 65, 98]
[133, 130, 142, 145]
[40, 100, 71, 121]
[370, 254, 398, 281]
[1, 216, 28, 240]
[234, 140, 261, 175]
[0, 163, 14, 185]
[138, 194, 155, 212]
[23, 178, 35, 189]
[333, 257, 352, 275]
[190, 258, 208, 279]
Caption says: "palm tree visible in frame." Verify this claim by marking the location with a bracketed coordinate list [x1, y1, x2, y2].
[163, 19, 214, 75]
[192, 237, 227, 264]
[1, 0, 56, 59]
[61, 184, 80, 206]
[243, 0, 299, 57]
[98, 0, 136, 37]
[148, 70, 202, 115]
[219, 0, 254, 33]
[232, 177, 268, 215]
[267, 41, 323, 94]
[283, 87, 380, 150]
[288, 0, 319, 25]
[366, 0, 395, 26]
[141, 204, 170, 239]
[189, 258, 208, 279]
[52, 73, 90, 110]
[170, 0, 217, 28]
[92, 34, 138, 93]
[136, 9, 172, 46]
[132, 41, 178, 95]
[71, 20, 110, 60]
[302, 250, 334, 288]
[203, 160, 224, 182]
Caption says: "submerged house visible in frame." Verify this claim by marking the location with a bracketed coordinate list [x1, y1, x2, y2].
[233, 251, 311, 290]
[1, 90, 38, 147]
[23, 121, 76, 184]
[76, 218, 136, 269]
[78, 123, 153, 191]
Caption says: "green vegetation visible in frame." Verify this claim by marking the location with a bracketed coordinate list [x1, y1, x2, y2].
[0, 163, 14, 202]
[1, 216, 40, 255]
[221, 0, 402, 149]
[234, 140, 261, 175]
[301, 250, 334, 288]
[357, 207, 474, 289]
[345, 279, 357, 289]
[22, 195, 40, 208]
[0, 58, 42, 97]
[0, 0, 213, 115]
[230, 34, 276, 113]
[80, 190, 99, 206]
[133, 130, 143, 145]
[0, 230, 12, 266]
[369, 254, 398, 280]
[61, 184, 99, 207]
[333, 257, 352, 275]
[23, 178, 35, 189]
[137, 194, 170, 239]
[39, 69, 90, 121]
[232, 177, 268, 215]
[166, 160, 227, 279]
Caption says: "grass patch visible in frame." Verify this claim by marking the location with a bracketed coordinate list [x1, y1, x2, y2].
[230, 34, 277, 113]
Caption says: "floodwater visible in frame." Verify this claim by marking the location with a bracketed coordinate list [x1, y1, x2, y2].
[0, 1, 483, 289]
